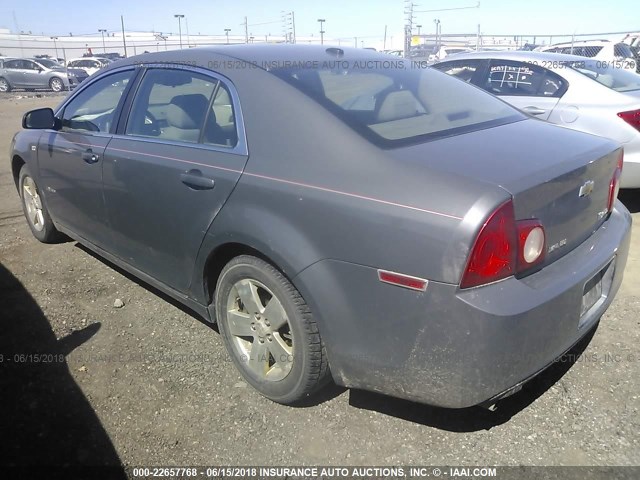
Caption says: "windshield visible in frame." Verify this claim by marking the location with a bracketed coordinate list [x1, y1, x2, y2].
[569, 60, 640, 92]
[272, 63, 522, 147]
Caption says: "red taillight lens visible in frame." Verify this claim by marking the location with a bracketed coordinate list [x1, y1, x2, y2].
[617, 109, 640, 132]
[461, 201, 517, 289]
[608, 150, 624, 212]
[461, 200, 546, 289]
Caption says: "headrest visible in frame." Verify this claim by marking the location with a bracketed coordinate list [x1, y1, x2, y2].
[166, 94, 209, 129]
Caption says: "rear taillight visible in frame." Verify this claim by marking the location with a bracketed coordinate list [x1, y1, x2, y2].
[617, 109, 640, 132]
[608, 150, 624, 212]
[461, 200, 546, 289]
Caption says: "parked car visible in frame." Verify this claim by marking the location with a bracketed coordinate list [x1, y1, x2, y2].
[10, 45, 631, 409]
[67, 57, 111, 76]
[535, 40, 637, 72]
[620, 33, 640, 73]
[428, 45, 473, 62]
[433, 51, 640, 188]
[0, 58, 88, 92]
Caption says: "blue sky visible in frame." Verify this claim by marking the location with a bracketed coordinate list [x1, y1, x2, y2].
[1, 0, 638, 39]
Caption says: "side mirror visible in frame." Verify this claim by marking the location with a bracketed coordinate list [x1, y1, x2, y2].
[22, 108, 58, 130]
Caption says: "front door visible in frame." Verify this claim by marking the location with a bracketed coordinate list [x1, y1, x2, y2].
[37, 69, 136, 247]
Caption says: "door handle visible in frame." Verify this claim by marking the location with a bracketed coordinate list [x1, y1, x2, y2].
[82, 149, 100, 164]
[522, 106, 547, 116]
[180, 170, 216, 190]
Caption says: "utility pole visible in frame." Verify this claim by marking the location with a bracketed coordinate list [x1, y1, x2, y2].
[98, 29, 107, 52]
[50, 36, 59, 58]
[185, 16, 191, 47]
[174, 14, 184, 48]
[121, 15, 128, 57]
[383, 25, 387, 50]
[404, 0, 414, 57]
[244, 17, 249, 44]
[317, 19, 326, 45]
[224, 28, 231, 44]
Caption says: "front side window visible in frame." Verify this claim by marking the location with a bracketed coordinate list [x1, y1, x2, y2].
[273, 63, 521, 147]
[125, 68, 238, 147]
[61, 70, 134, 133]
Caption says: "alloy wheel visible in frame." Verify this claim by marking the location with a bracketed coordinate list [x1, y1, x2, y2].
[225, 278, 294, 381]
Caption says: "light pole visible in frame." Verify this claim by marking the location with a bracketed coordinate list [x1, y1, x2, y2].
[174, 14, 184, 48]
[317, 19, 325, 45]
[224, 28, 231, 44]
[98, 29, 107, 52]
[416, 24, 422, 35]
[50, 36, 59, 59]
[434, 19, 441, 49]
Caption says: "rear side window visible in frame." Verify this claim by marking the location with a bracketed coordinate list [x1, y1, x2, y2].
[4, 59, 24, 69]
[273, 63, 521, 147]
[484, 61, 566, 97]
[125, 68, 238, 147]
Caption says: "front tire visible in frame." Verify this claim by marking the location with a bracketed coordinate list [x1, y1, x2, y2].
[49, 77, 64, 92]
[215, 255, 329, 404]
[19, 165, 62, 243]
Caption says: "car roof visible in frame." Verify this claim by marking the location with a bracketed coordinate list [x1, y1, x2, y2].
[433, 50, 590, 64]
[112, 44, 395, 70]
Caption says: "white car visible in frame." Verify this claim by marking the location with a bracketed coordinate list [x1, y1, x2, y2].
[434, 51, 640, 188]
[66, 57, 110, 76]
[535, 40, 636, 72]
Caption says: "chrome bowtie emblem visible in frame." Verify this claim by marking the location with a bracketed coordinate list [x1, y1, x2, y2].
[579, 180, 595, 197]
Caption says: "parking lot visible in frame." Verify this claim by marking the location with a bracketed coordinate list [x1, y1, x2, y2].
[1, 93, 639, 467]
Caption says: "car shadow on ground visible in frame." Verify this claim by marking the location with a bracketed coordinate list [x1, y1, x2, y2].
[0, 262, 126, 476]
[348, 323, 598, 432]
[619, 189, 640, 213]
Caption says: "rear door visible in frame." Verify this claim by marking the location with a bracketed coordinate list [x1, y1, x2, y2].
[102, 66, 248, 292]
[2, 59, 28, 88]
[479, 60, 567, 120]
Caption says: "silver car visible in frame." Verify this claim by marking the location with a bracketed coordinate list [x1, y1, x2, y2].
[10, 46, 631, 408]
[434, 51, 640, 188]
[0, 58, 88, 93]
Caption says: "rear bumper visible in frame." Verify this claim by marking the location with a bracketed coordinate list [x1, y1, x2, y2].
[294, 202, 632, 408]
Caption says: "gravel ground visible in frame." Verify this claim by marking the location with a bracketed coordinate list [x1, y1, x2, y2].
[0, 94, 639, 469]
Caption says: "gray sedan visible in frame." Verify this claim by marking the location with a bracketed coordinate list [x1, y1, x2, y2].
[0, 58, 88, 92]
[9, 45, 631, 409]
[433, 51, 640, 188]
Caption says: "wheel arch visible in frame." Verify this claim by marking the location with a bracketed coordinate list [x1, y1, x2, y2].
[11, 155, 25, 190]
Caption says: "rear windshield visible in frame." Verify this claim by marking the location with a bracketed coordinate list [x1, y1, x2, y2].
[272, 63, 522, 147]
[569, 60, 640, 92]
[614, 43, 634, 58]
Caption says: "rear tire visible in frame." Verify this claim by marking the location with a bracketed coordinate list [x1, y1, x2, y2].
[19, 165, 62, 243]
[49, 77, 64, 92]
[215, 255, 330, 404]
[0, 77, 10, 93]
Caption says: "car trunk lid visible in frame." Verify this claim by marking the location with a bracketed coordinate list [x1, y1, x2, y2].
[391, 118, 620, 265]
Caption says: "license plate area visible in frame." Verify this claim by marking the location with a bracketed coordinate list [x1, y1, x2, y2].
[579, 258, 615, 328]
